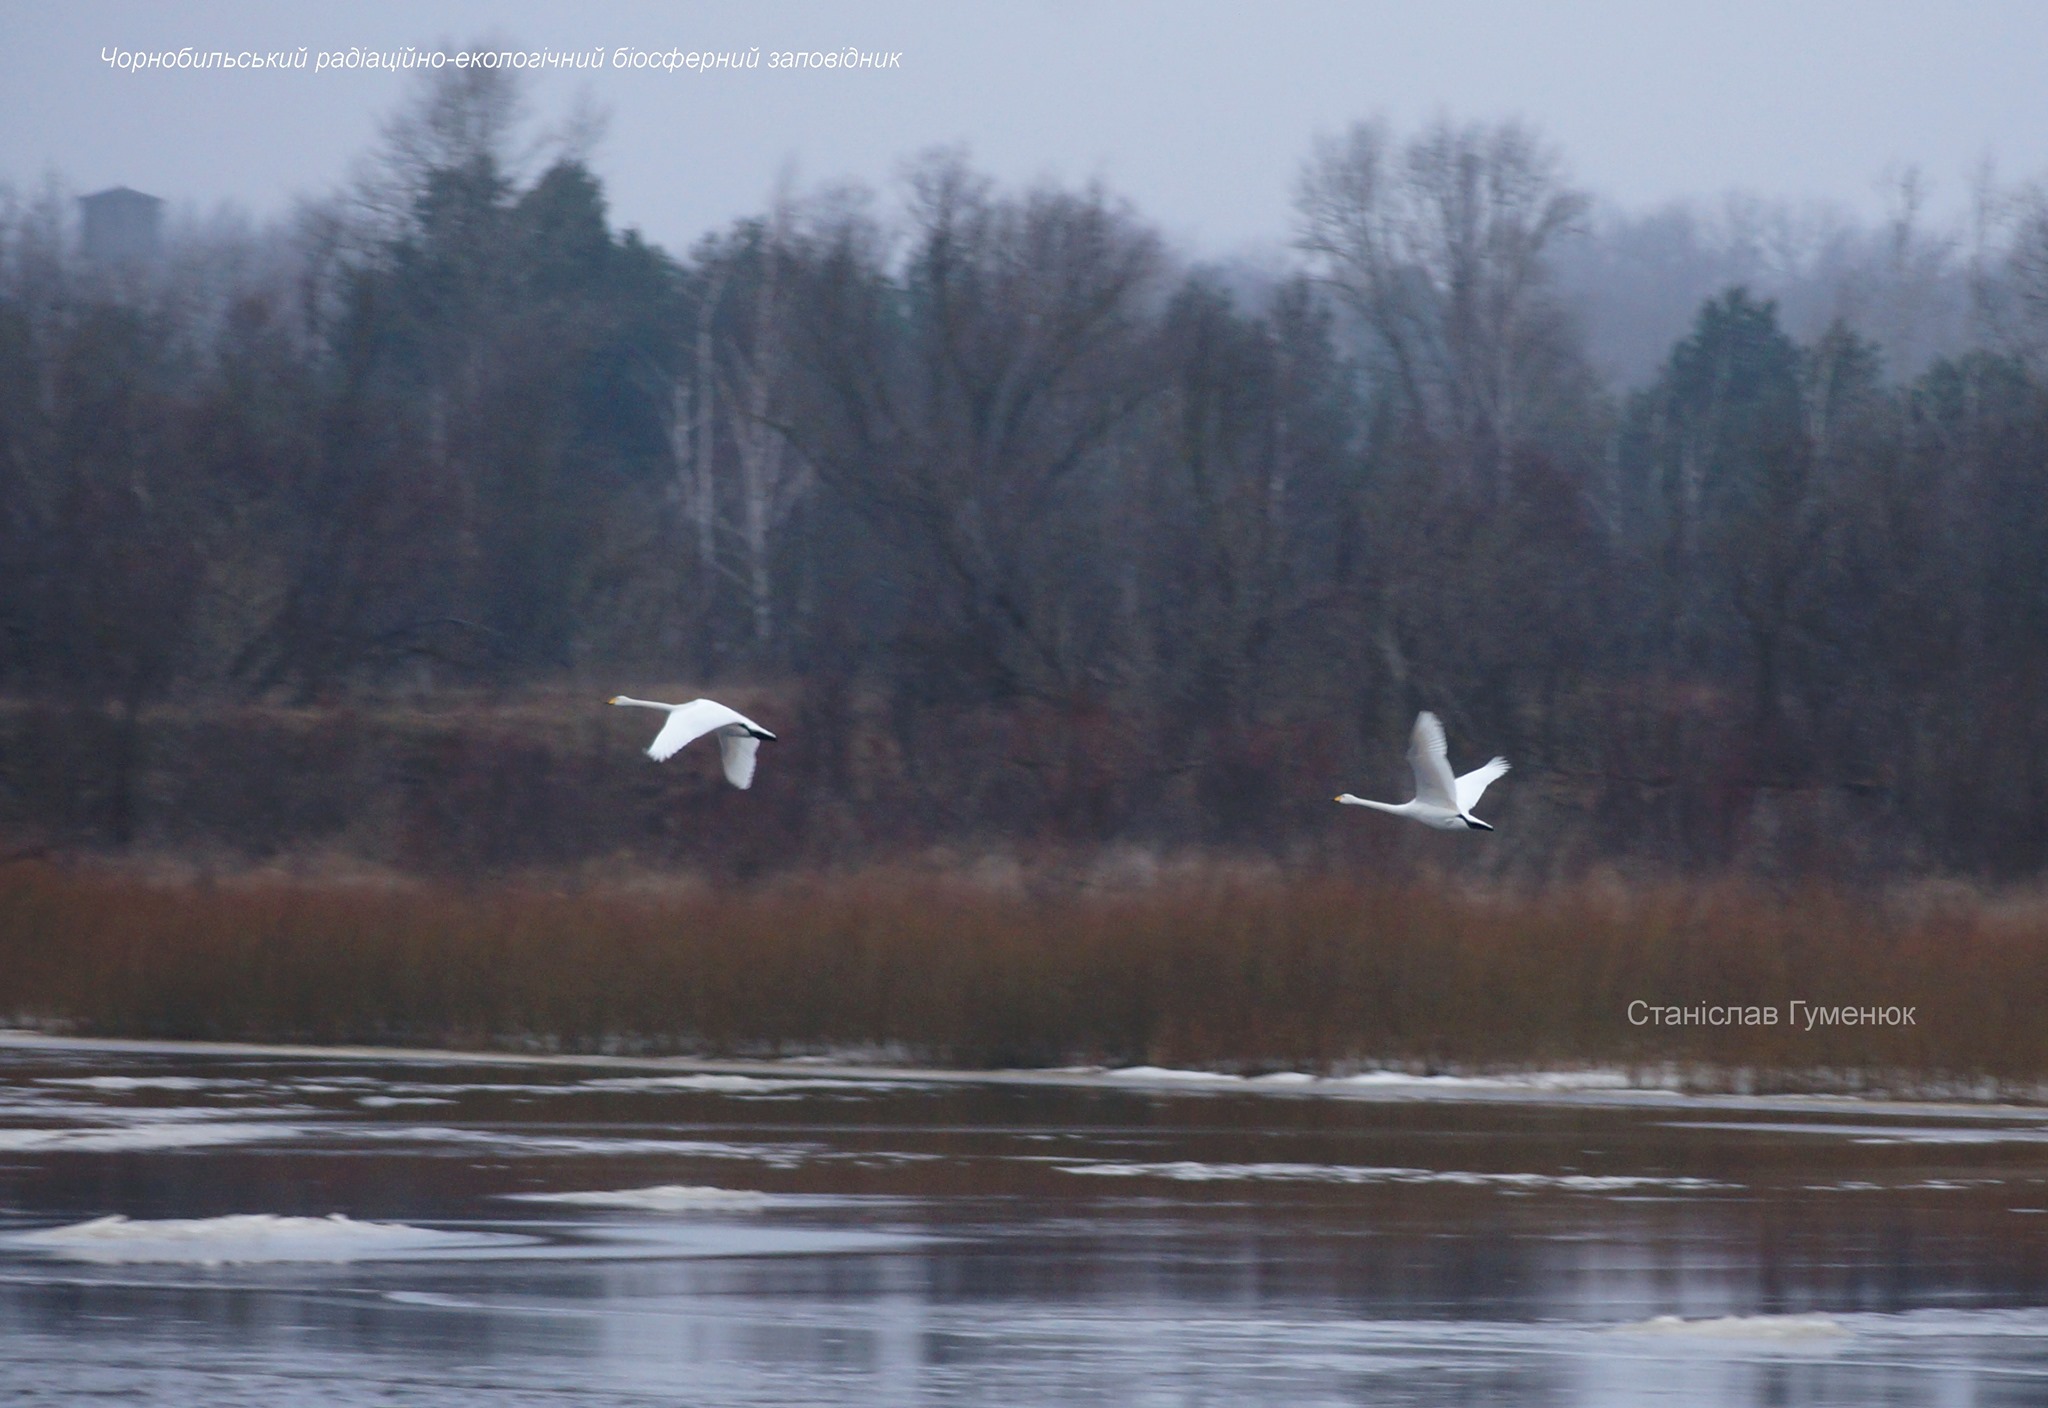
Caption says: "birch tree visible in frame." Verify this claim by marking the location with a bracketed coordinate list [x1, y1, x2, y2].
[715, 207, 812, 653]
[671, 207, 814, 662]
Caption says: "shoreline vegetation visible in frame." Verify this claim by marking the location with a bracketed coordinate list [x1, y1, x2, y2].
[4, 857, 2044, 1098]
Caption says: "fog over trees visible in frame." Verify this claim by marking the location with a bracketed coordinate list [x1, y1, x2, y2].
[7, 67, 2048, 877]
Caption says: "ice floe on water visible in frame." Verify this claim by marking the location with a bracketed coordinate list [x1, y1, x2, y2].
[281, 1074, 925, 1101]
[7, 1213, 535, 1264]
[571, 1074, 922, 1096]
[0, 1120, 303, 1153]
[1335, 1068, 1637, 1091]
[0, 1106, 880, 1166]
[1100, 1064, 1638, 1092]
[383, 1289, 487, 1309]
[1614, 1313, 1847, 1340]
[505, 1184, 776, 1211]
[1673, 1120, 2048, 1144]
[37, 1075, 266, 1092]
[1048, 1159, 1734, 1192]
[350, 1124, 814, 1164]
[1105, 1066, 1246, 1084]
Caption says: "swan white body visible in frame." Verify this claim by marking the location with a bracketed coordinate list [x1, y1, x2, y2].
[1337, 711, 1508, 832]
[608, 696, 777, 789]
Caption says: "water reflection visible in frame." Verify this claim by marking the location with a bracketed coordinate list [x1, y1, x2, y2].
[1, 1037, 2046, 1405]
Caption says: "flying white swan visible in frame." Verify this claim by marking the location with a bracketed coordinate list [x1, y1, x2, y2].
[1336, 711, 1508, 831]
[607, 696, 777, 789]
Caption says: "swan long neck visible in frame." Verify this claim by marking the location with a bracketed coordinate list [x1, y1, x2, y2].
[1337, 795, 1407, 814]
[609, 696, 673, 711]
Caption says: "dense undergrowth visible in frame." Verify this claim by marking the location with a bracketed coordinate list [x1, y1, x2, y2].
[2, 859, 2039, 1089]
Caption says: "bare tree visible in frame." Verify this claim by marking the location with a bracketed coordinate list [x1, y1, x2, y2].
[787, 154, 1165, 699]
[1296, 118, 1589, 498]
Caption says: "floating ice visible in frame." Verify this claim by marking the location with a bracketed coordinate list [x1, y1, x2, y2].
[572, 1075, 918, 1096]
[1617, 1313, 1847, 1340]
[384, 1289, 485, 1308]
[9, 1213, 534, 1264]
[1334, 1069, 1634, 1091]
[1099, 1066, 1639, 1092]
[0, 1121, 301, 1153]
[1104, 1066, 1244, 1083]
[506, 1184, 775, 1211]
[1673, 1120, 2048, 1145]
[351, 1124, 813, 1165]
[1052, 1159, 1733, 1191]
[303, 1074, 919, 1100]
[37, 1076, 262, 1092]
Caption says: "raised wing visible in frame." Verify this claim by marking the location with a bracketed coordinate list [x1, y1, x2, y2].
[717, 728, 761, 789]
[1406, 712, 1458, 809]
[645, 699, 747, 762]
[1455, 757, 1510, 812]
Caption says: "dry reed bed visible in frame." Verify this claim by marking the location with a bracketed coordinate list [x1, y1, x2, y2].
[0, 862, 2043, 1084]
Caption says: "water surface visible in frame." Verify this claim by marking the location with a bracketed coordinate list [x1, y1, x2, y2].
[2, 1035, 2046, 1405]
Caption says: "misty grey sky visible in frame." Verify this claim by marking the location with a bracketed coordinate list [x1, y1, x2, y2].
[6, 0, 2048, 256]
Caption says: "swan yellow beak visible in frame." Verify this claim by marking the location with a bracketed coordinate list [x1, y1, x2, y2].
[607, 696, 622, 705]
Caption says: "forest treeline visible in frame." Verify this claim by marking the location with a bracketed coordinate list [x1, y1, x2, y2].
[5, 68, 2048, 878]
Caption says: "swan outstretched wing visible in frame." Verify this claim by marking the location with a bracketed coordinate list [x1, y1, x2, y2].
[646, 699, 748, 761]
[1407, 712, 1458, 809]
[1455, 757, 1510, 811]
[718, 728, 761, 789]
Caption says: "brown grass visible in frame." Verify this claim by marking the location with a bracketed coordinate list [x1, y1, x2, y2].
[2, 859, 2045, 1088]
